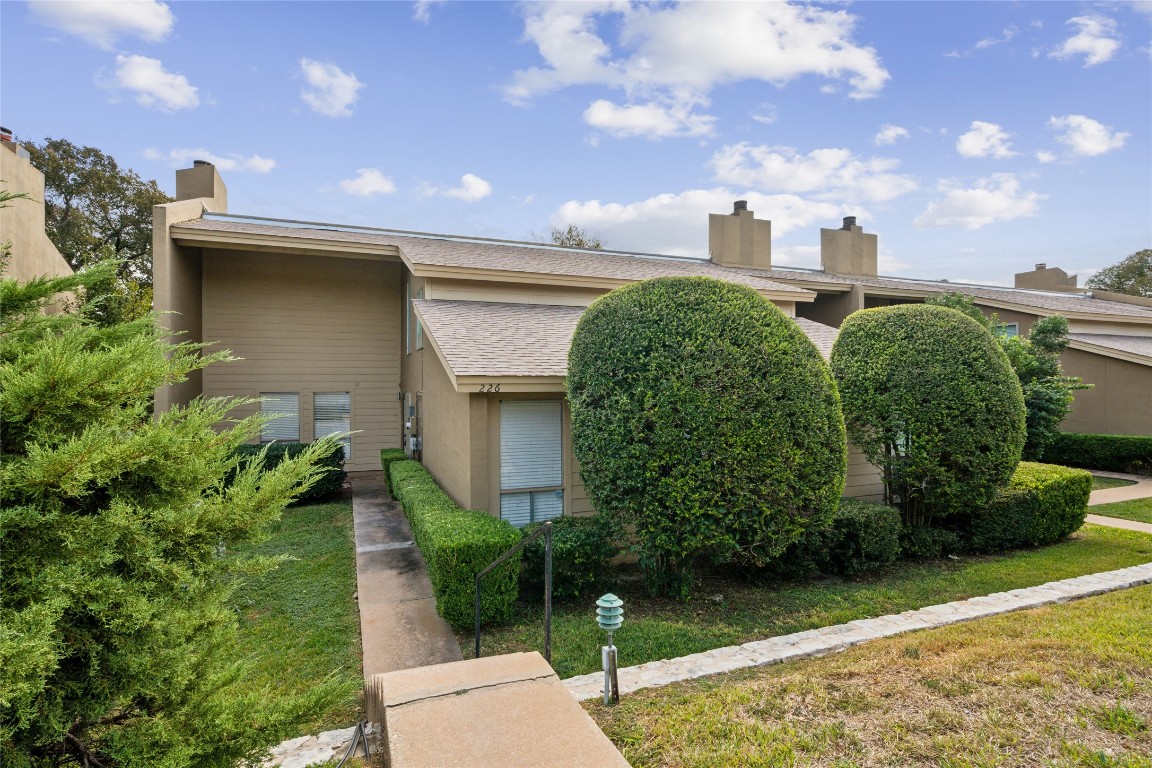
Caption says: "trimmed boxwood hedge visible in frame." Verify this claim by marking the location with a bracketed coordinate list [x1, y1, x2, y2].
[776, 498, 902, 577]
[568, 276, 846, 595]
[831, 304, 1026, 528]
[232, 441, 345, 502]
[1042, 432, 1152, 475]
[387, 459, 521, 628]
[964, 461, 1092, 552]
[521, 515, 617, 599]
[379, 448, 408, 493]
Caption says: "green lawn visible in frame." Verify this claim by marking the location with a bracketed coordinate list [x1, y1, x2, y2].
[466, 524, 1152, 679]
[229, 499, 363, 734]
[1092, 497, 1152, 526]
[1093, 475, 1139, 491]
[589, 585, 1152, 768]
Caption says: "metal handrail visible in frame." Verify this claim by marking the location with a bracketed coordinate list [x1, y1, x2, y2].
[474, 521, 552, 663]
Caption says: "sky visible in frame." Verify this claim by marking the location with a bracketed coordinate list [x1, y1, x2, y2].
[2, 0, 1150, 285]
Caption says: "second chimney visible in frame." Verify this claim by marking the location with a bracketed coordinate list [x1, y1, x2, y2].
[709, 200, 772, 270]
[820, 215, 877, 277]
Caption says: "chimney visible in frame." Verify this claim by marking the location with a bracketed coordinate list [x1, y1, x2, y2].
[709, 200, 772, 270]
[1014, 263, 1077, 291]
[175, 160, 228, 212]
[820, 215, 877, 277]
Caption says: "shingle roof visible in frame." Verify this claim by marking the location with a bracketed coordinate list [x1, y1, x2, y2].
[1068, 333, 1152, 361]
[739, 266, 1152, 320]
[175, 217, 811, 297]
[413, 299, 840, 378]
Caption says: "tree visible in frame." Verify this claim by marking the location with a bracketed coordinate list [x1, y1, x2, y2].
[535, 224, 603, 250]
[0, 266, 344, 767]
[924, 292, 1087, 460]
[1085, 249, 1152, 298]
[24, 138, 172, 322]
[568, 277, 846, 596]
[831, 304, 1027, 528]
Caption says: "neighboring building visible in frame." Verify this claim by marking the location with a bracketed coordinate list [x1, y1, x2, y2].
[0, 130, 74, 285]
[153, 163, 1150, 526]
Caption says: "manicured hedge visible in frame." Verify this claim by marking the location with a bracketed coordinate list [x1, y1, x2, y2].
[387, 459, 521, 628]
[379, 448, 408, 493]
[1042, 433, 1152, 475]
[521, 515, 617, 599]
[568, 276, 846, 596]
[778, 498, 902, 577]
[233, 441, 345, 502]
[964, 461, 1092, 552]
[832, 304, 1026, 528]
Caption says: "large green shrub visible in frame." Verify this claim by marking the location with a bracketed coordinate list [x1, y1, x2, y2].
[521, 515, 617, 599]
[776, 498, 902, 578]
[964, 462, 1092, 552]
[567, 276, 846, 596]
[234, 441, 345, 502]
[387, 460, 521, 627]
[1042, 432, 1152, 475]
[831, 304, 1027, 528]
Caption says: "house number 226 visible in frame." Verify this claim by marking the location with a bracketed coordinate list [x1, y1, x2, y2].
[477, 384, 502, 392]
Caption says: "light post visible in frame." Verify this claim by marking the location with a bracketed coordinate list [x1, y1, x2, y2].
[596, 593, 623, 705]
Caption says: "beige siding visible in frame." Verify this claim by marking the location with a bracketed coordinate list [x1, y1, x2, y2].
[1061, 348, 1152, 435]
[201, 250, 401, 471]
[844, 443, 885, 501]
[420, 347, 474, 508]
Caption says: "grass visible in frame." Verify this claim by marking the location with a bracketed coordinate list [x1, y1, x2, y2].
[1093, 475, 1139, 491]
[465, 524, 1152, 679]
[1092, 497, 1152, 526]
[229, 498, 363, 734]
[588, 585, 1152, 767]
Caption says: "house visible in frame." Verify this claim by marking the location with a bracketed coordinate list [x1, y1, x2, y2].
[0, 130, 74, 285]
[152, 162, 1151, 526]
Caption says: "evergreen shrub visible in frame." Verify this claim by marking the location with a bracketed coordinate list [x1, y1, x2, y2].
[965, 461, 1092, 552]
[387, 460, 520, 627]
[1042, 433, 1152, 475]
[831, 304, 1026, 528]
[568, 276, 846, 596]
[379, 447, 408, 493]
[234, 441, 345, 502]
[776, 498, 902, 577]
[521, 515, 617, 598]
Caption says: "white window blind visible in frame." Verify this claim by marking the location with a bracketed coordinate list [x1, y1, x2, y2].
[499, 400, 563, 527]
[261, 393, 299, 443]
[314, 392, 351, 461]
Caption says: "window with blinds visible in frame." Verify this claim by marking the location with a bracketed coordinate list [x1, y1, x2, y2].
[499, 400, 563, 528]
[260, 393, 299, 443]
[314, 392, 351, 461]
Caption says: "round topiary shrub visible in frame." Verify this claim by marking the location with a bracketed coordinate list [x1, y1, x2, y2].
[567, 276, 847, 596]
[830, 304, 1026, 528]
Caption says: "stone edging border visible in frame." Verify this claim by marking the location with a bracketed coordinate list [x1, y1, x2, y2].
[563, 562, 1152, 702]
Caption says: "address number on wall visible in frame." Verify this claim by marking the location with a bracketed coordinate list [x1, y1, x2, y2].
[477, 384, 502, 392]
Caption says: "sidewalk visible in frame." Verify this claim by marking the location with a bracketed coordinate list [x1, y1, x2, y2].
[1086, 470, 1152, 535]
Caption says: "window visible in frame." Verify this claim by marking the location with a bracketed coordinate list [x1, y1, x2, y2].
[260, 393, 299, 443]
[995, 322, 1019, 338]
[314, 392, 351, 461]
[499, 400, 564, 528]
[406, 281, 425, 354]
[414, 286, 425, 350]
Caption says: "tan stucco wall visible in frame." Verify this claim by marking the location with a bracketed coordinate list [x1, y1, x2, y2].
[200, 250, 402, 471]
[0, 144, 73, 284]
[420, 345, 475, 507]
[1061, 348, 1152, 435]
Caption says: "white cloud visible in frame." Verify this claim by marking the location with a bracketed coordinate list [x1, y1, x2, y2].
[28, 0, 173, 49]
[413, 0, 445, 23]
[552, 189, 842, 257]
[710, 143, 918, 203]
[976, 25, 1019, 50]
[505, 2, 888, 140]
[914, 174, 1044, 230]
[144, 148, 276, 173]
[299, 58, 364, 118]
[1035, 150, 1058, 163]
[956, 121, 1016, 159]
[873, 124, 909, 146]
[1050, 15, 1121, 66]
[106, 54, 198, 111]
[750, 103, 778, 125]
[423, 173, 492, 202]
[337, 168, 396, 196]
[1049, 114, 1129, 157]
[583, 98, 716, 139]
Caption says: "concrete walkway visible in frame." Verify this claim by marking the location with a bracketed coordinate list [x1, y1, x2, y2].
[564, 562, 1152, 701]
[350, 471, 461, 679]
[1086, 471, 1152, 535]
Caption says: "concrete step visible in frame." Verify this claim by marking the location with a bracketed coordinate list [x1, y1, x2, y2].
[367, 652, 631, 768]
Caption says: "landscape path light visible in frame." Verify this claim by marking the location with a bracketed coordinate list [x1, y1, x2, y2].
[596, 593, 623, 704]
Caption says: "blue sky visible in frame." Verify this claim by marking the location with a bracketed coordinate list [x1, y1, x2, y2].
[2, 1, 1149, 284]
